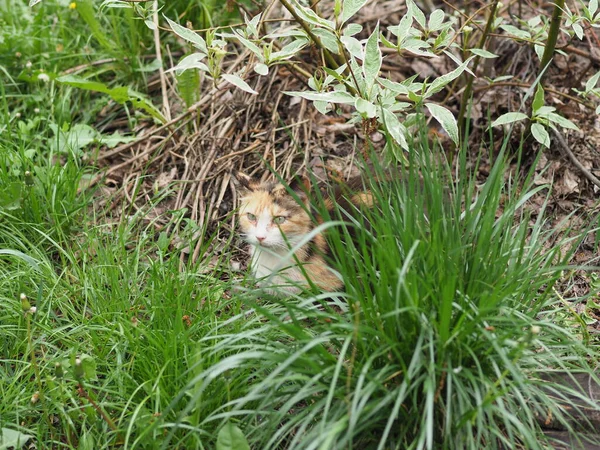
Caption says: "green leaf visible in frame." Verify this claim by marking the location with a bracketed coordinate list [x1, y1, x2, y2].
[585, 71, 600, 93]
[428, 9, 445, 31]
[491, 112, 528, 127]
[499, 24, 531, 39]
[545, 112, 579, 131]
[425, 57, 473, 98]
[101, 131, 137, 149]
[355, 97, 377, 118]
[343, 23, 362, 36]
[77, 1, 114, 51]
[166, 53, 209, 75]
[341, 0, 368, 23]
[50, 123, 99, 154]
[363, 23, 381, 94]
[340, 36, 362, 59]
[532, 84, 545, 113]
[313, 28, 340, 54]
[57, 75, 166, 123]
[0, 428, 33, 450]
[0, 183, 22, 211]
[0, 250, 41, 272]
[469, 48, 498, 58]
[572, 22, 584, 40]
[284, 90, 356, 104]
[222, 74, 258, 95]
[216, 422, 250, 450]
[531, 123, 550, 148]
[254, 63, 269, 76]
[79, 354, 97, 380]
[176, 67, 200, 108]
[425, 103, 459, 145]
[289, 0, 335, 30]
[270, 39, 308, 61]
[407, 0, 426, 28]
[164, 16, 207, 53]
[380, 107, 408, 150]
[233, 30, 263, 58]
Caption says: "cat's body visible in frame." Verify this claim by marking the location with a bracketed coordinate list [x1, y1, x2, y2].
[235, 173, 369, 294]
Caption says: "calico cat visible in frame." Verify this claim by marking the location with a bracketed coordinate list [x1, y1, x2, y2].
[234, 172, 373, 294]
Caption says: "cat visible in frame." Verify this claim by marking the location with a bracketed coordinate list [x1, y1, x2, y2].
[234, 172, 374, 295]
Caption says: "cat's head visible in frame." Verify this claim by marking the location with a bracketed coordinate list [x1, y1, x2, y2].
[234, 172, 312, 249]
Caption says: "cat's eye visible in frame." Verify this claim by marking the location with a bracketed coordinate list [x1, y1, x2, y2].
[246, 213, 257, 222]
[273, 216, 286, 225]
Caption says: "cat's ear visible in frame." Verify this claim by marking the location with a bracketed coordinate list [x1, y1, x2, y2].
[232, 171, 254, 191]
[288, 175, 311, 198]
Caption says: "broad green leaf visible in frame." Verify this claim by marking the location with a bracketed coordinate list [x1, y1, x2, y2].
[222, 74, 258, 95]
[572, 22, 584, 40]
[425, 103, 459, 145]
[57, 75, 166, 123]
[313, 28, 340, 54]
[363, 23, 381, 93]
[176, 67, 200, 108]
[340, 36, 362, 59]
[166, 53, 208, 75]
[590, 0, 598, 16]
[389, 13, 413, 41]
[378, 78, 410, 95]
[79, 354, 97, 380]
[425, 56, 473, 98]
[491, 112, 528, 127]
[469, 48, 498, 58]
[285, 90, 355, 104]
[499, 24, 531, 39]
[532, 84, 545, 113]
[545, 112, 579, 130]
[245, 12, 262, 38]
[531, 123, 550, 148]
[0, 183, 22, 211]
[270, 39, 308, 61]
[254, 63, 269, 75]
[0, 428, 33, 450]
[407, 0, 426, 28]
[233, 30, 263, 58]
[101, 131, 137, 149]
[534, 44, 545, 61]
[355, 97, 377, 118]
[50, 123, 99, 154]
[341, 0, 368, 23]
[380, 107, 408, 150]
[428, 9, 445, 31]
[165, 16, 207, 53]
[290, 0, 335, 29]
[343, 23, 362, 36]
[216, 422, 250, 450]
[585, 71, 600, 93]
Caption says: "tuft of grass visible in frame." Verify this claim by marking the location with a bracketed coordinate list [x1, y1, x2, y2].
[173, 136, 600, 449]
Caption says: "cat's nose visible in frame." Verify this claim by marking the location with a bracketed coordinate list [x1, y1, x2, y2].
[257, 236, 266, 243]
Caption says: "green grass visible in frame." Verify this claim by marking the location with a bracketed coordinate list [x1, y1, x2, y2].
[2, 1, 600, 449]
[163, 140, 600, 449]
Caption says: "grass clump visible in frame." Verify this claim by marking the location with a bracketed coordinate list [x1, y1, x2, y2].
[174, 139, 600, 449]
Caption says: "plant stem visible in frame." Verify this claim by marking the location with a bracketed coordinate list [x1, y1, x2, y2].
[278, 0, 341, 70]
[458, 0, 499, 138]
[77, 383, 118, 432]
[539, 0, 565, 81]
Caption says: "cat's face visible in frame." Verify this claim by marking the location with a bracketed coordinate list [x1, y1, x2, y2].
[235, 174, 312, 250]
